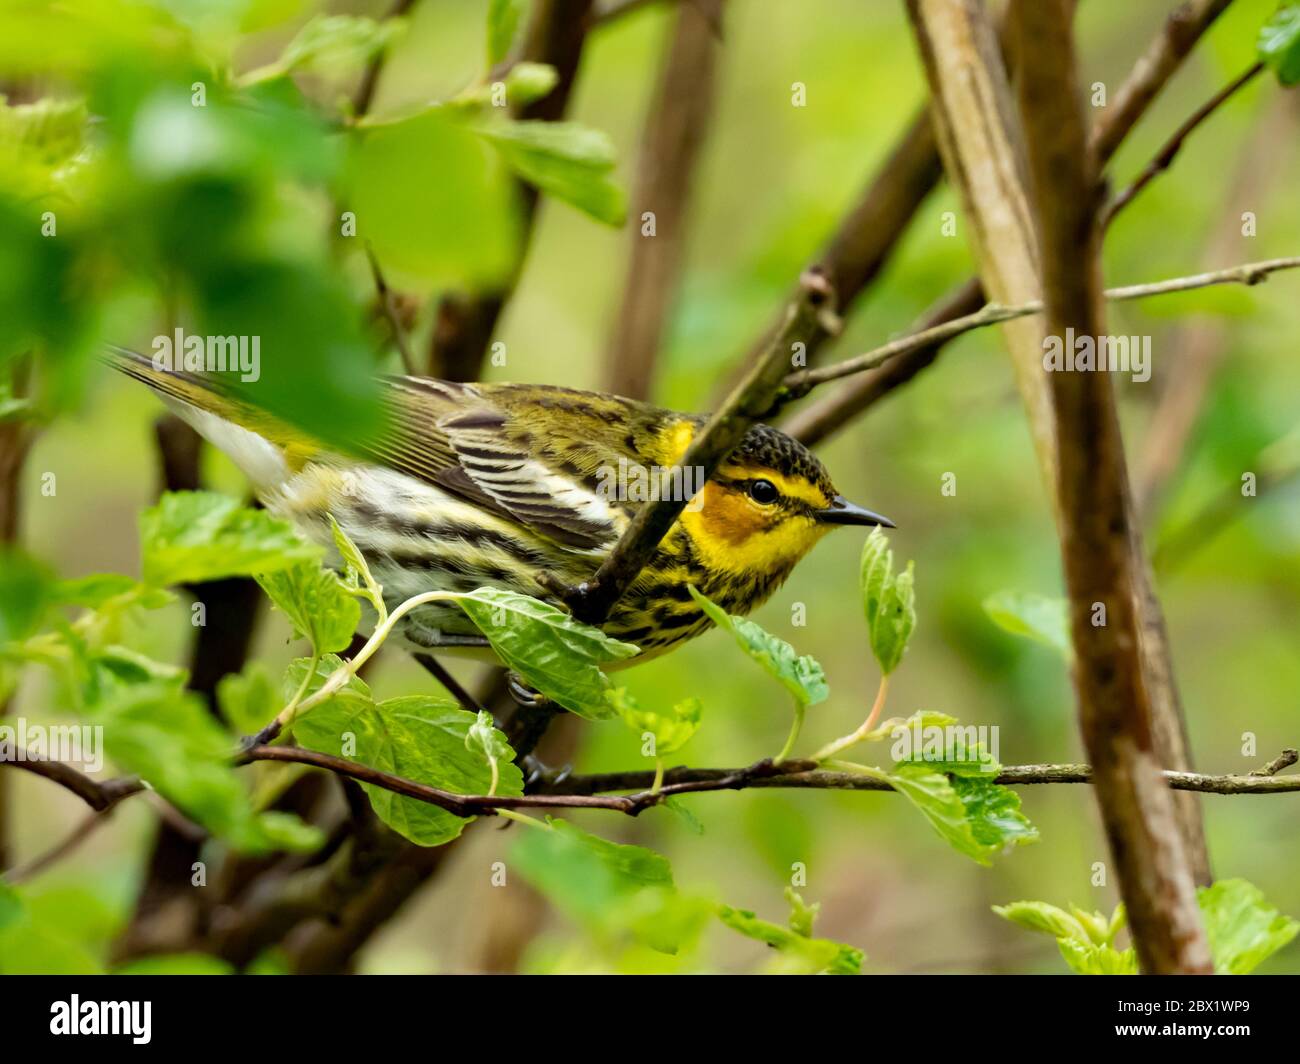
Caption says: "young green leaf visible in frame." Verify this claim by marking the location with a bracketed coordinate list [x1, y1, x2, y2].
[293, 693, 523, 847]
[1199, 878, 1300, 975]
[511, 818, 689, 953]
[607, 687, 702, 755]
[688, 586, 828, 706]
[140, 492, 321, 586]
[487, 0, 527, 66]
[717, 904, 863, 975]
[874, 761, 1037, 866]
[85, 682, 322, 854]
[859, 529, 917, 675]
[465, 708, 513, 794]
[283, 654, 374, 716]
[344, 109, 520, 289]
[992, 900, 1092, 943]
[1057, 939, 1138, 975]
[217, 662, 280, 738]
[256, 560, 361, 654]
[1259, 1, 1300, 85]
[275, 14, 405, 79]
[785, 887, 819, 938]
[329, 514, 385, 619]
[983, 590, 1071, 658]
[473, 119, 627, 225]
[453, 587, 639, 719]
[0, 548, 53, 644]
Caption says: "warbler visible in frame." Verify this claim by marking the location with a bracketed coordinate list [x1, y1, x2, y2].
[108, 349, 891, 662]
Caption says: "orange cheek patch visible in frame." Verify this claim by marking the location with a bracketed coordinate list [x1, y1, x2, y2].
[686, 483, 772, 546]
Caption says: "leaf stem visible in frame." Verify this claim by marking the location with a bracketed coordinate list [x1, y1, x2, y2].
[811, 675, 890, 762]
[776, 699, 806, 763]
[652, 758, 665, 794]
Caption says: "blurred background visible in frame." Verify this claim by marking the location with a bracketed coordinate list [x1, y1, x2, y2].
[2, 0, 1298, 973]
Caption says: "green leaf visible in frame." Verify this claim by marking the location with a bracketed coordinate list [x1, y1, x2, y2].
[785, 887, 819, 938]
[344, 109, 519, 289]
[329, 515, 384, 618]
[87, 682, 322, 854]
[283, 654, 373, 716]
[52, 573, 154, 610]
[276, 14, 405, 79]
[688, 586, 828, 706]
[859, 530, 916, 675]
[1057, 938, 1138, 975]
[1259, 2, 1300, 85]
[983, 590, 1071, 657]
[293, 692, 523, 847]
[717, 904, 863, 975]
[255, 561, 361, 654]
[950, 774, 1039, 852]
[465, 708, 513, 790]
[452, 587, 638, 719]
[0, 95, 89, 198]
[0, 548, 53, 644]
[217, 662, 280, 737]
[487, 0, 528, 66]
[993, 901, 1092, 943]
[116, 953, 235, 975]
[0, 885, 103, 975]
[0, 882, 21, 933]
[607, 688, 702, 755]
[511, 818, 688, 952]
[140, 492, 321, 586]
[1199, 878, 1300, 974]
[502, 62, 559, 105]
[0, 95, 86, 167]
[880, 762, 1036, 866]
[474, 119, 627, 225]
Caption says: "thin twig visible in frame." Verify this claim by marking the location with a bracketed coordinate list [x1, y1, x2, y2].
[783, 0, 1248, 447]
[782, 256, 1300, 396]
[1102, 62, 1264, 227]
[366, 244, 417, 375]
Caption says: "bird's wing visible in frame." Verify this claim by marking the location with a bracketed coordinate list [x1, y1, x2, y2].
[371, 378, 623, 552]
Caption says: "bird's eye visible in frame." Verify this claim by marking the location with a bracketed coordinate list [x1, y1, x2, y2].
[748, 479, 779, 505]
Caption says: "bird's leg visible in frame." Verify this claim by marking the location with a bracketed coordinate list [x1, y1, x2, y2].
[506, 671, 548, 708]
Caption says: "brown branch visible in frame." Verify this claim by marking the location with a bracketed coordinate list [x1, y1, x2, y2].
[550, 268, 838, 625]
[1102, 62, 1263, 228]
[351, 0, 420, 117]
[906, 0, 1214, 891]
[1010, 0, 1210, 973]
[3, 749, 144, 810]
[604, 0, 723, 399]
[1090, 0, 1238, 166]
[0, 371, 32, 872]
[10, 744, 1298, 825]
[780, 257, 1300, 396]
[366, 244, 417, 375]
[429, 0, 597, 380]
[784, 0, 1248, 448]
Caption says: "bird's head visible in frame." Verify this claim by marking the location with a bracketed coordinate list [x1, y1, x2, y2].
[677, 422, 893, 582]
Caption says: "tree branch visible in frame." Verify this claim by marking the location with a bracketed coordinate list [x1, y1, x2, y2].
[1010, 0, 1210, 973]
[783, 0, 1249, 448]
[780, 256, 1300, 396]
[605, 0, 723, 399]
[1102, 61, 1263, 228]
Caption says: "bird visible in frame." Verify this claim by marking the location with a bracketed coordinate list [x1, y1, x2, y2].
[107, 348, 892, 665]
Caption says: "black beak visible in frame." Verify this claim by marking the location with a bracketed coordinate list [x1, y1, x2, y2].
[814, 496, 895, 528]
